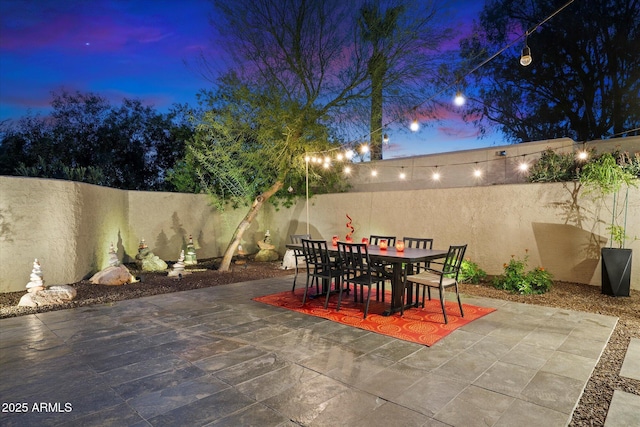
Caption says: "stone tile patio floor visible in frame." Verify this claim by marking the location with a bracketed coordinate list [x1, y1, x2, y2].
[0, 275, 635, 427]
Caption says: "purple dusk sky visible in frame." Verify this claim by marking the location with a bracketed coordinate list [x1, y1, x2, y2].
[0, 0, 510, 158]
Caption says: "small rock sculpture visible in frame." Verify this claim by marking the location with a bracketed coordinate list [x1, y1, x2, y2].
[184, 235, 197, 265]
[168, 250, 191, 278]
[108, 242, 119, 267]
[19, 259, 77, 307]
[135, 238, 168, 272]
[25, 258, 45, 293]
[89, 244, 137, 285]
[255, 230, 279, 262]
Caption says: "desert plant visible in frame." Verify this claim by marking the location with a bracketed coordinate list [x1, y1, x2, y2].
[528, 148, 582, 182]
[459, 259, 487, 284]
[579, 152, 638, 248]
[493, 252, 553, 295]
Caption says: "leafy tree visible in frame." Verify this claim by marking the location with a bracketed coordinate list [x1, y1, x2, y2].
[458, 0, 640, 143]
[191, 0, 452, 270]
[0, 90, 194, 191]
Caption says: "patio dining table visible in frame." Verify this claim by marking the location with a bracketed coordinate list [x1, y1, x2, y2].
[286, 241, 447, 316]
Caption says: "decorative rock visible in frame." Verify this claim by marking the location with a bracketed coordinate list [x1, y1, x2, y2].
[184, 235, 197, 265]
[26, 259, 45, 293]
[135, 238, 168, 272]
[89, 265, 137, 285]
[168, 250, 191, 278]
[108, 242, 119, 267]
[255, 230, 279, 262]
[18, 285, 77, 307]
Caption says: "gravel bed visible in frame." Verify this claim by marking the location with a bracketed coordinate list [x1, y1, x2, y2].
[1, 260, 637, 426]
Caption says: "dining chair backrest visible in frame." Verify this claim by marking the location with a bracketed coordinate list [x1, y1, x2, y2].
[403, 237, 434, 273]
[442, 244, 467, 280]
[301, 239, 333, 272]
[369, 235, 397, 247]
[290, 234, 311, 245]
[336, 242, 372, 276]
[403, 237, 433, 250]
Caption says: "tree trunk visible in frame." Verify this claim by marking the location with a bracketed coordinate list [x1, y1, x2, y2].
[218, 180, 284, 272]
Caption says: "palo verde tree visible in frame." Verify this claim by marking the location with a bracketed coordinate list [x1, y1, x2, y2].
[457, 0, 640, 143]
[190, 0, 371, 272]
[191, 0, 454, 270]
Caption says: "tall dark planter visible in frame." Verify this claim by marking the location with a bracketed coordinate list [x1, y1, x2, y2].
[601, 248, 632, 297]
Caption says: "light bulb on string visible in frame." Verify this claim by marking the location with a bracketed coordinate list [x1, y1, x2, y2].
[371, 169, 378, 177]
[383, 133, 389, 144]
[360, 144, 370, 154]
[432, 166, 441, 181]
[473, 163, 483, 178]
[410, 119, 420, 132]
[344, 166, 352, 174]
[454, 91, 465, 106]
[399, 167, 406, 180]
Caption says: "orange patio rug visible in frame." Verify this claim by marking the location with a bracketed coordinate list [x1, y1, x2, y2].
[253, 287, 496, 347]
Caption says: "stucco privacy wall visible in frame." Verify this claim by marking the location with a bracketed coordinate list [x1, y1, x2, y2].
[347, 137, 640, 191]
[1, 175, 638, 293]
[1, 177, 129, 292]
[292, 183, 639, 290]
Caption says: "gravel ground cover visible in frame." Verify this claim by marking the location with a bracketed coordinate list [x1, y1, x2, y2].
[1, 259, 637, 426]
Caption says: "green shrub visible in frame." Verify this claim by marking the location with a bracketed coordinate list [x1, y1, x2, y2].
[493, 251, 553, 295]
[459, 259, 487, 284]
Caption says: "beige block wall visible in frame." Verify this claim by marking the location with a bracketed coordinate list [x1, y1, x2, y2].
[1, 167, 639, 294]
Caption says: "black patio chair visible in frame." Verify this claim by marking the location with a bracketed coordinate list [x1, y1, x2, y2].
[301, 239, 342, 309]
[368, 235, 397, 302]
[336, 241, 386, 319]
[290, 233, 311, 292]
[402, 244, 467, 324]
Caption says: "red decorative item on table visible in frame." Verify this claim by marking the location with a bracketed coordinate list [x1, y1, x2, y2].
[395, 241, 405, 252]
[345, 214, 355, 242]
[379, 239, 388, 250]
[332, 235, 339, 246]
[361, 237, 369, 246]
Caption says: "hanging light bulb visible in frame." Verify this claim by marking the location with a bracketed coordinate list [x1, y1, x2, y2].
[287, 185, 294, 193]
[371, 169, 378, 177]
[360, 144, 370, 154]
[345, 149, 355, 160]
[383, 133, 389, 144]
[520, 45, 532, 66]
[344, 166, 352, 174]
[520, 33, 532, 66]
[432, 166, 441, 181]
[399, 167, 406, 180]
[410, 119, 420, 132]
[454, 91, 465, 106]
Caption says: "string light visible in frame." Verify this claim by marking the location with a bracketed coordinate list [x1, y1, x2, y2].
[432, 166, 441, 181]
[473, 163, 483, 178]
[454, 91, 465, 106]
[399, 167, 406, 180]
[344, 166, 352, 174]
[371, 169, 378, 177]
[410, 119, 420, 132]
[360, 144, 370, 154]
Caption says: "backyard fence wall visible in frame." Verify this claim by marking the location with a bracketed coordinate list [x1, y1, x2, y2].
[1, 173, 638, 293]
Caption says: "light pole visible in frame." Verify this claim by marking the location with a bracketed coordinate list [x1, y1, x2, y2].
[305, 156, 310, 235]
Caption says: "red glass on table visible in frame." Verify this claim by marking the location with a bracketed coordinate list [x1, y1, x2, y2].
[361, 237, 369, 246]
[379, 239, 388, 250]
[395, 241, 405, 252]
[332, 235, 339, 246]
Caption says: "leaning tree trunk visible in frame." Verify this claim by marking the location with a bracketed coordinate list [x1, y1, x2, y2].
[218, 180, 284, 272]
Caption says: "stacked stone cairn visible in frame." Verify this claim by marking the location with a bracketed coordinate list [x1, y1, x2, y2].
[184, 235, 197, 265]
[135, 238, 168, 272]
[255, 229, 279, 262]
[89, 243, 137, 285]
[18, 259, 77, 307]
[168, 250, 191, 278]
